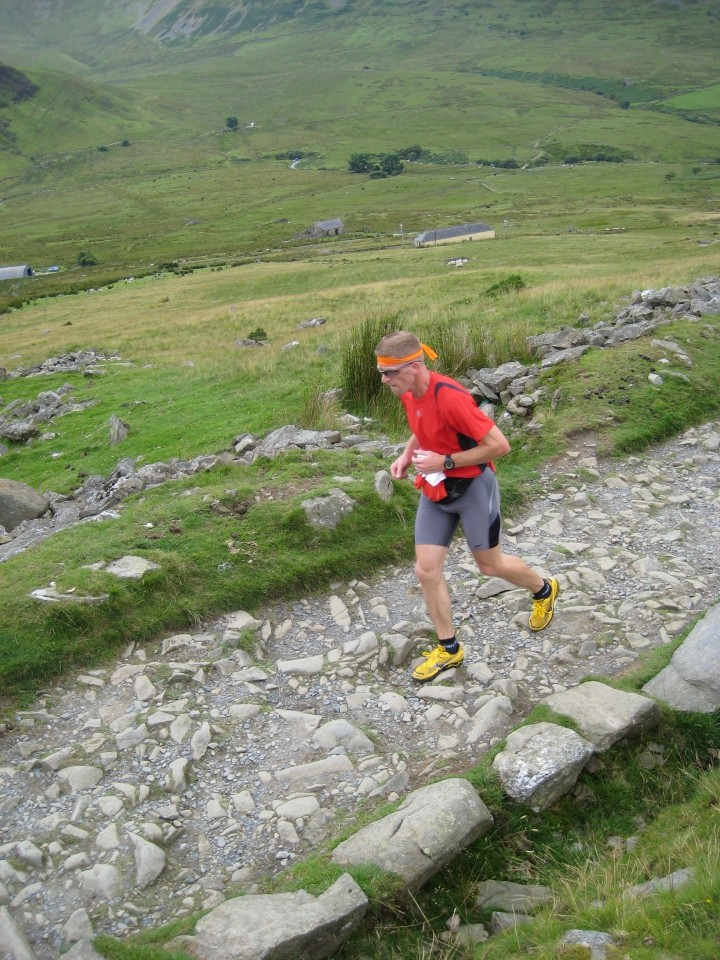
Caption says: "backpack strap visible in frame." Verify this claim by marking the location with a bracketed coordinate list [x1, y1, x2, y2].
[433, 380, 481, 453]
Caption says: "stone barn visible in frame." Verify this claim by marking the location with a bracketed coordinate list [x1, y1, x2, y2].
[301, 218, 345, 238]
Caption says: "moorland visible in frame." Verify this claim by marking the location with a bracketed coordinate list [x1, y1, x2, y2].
[0, 2, 719, 958]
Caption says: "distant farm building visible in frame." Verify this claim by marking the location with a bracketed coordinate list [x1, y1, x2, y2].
[0, 265, 34, 280]
[413, 223, 495, 247]
[301, 218, 345, 238]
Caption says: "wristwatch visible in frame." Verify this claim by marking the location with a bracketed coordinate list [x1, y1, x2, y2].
[443, 455, 456, 471]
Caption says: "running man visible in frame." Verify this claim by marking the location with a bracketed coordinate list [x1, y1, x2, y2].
[376, 331, 559, 681]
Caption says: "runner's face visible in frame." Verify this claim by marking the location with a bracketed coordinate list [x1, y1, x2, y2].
[377, 361, 417, 395]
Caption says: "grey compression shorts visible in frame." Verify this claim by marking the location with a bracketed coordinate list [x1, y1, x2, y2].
[415, 469, 501, 551]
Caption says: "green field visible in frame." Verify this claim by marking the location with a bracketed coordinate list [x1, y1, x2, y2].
[0, 0, 718, 304]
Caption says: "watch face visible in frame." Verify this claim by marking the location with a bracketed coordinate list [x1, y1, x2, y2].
[444, 456, 454, 470]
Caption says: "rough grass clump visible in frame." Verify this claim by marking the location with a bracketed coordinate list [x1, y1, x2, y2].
[485, 274, 526, 297]
[340, 312, 401, 415]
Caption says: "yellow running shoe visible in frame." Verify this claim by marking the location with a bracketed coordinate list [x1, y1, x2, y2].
[412, 644, 464, 681]
[529, 577, 559, 631]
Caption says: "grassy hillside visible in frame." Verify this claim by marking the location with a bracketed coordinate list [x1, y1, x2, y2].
[0, 0, 718, 302]
[0, 8, 718, 958]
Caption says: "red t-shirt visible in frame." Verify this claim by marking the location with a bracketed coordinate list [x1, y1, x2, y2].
[401, 371, 496, 477]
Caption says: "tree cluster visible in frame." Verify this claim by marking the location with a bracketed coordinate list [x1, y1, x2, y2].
[347, 152, 404, 178]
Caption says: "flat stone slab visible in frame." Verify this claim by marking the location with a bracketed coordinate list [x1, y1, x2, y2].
[492, 722, 594, 810]
[541, 681, 660, 752]
[171, 873, 367, 960]
[475, 879, 553, 914]
[276, 655, 324, 676]
[643, 603, 720, 712]
[30, 586, 109, 604]
[274, 755, 354, 782]
[331, 778, 493, 892]
[0, 905, 38, 960]
[104, 555, 161, 579]
[625, 866, 695, 898]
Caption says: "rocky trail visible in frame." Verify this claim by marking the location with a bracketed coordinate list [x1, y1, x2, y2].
[1, 419, 719, 959]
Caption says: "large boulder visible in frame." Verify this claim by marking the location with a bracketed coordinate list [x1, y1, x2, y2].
[0, 478, 49, 531]
[541, 681, 660, 752]
[643, 604, 720, 712]
[171, 873, 367, 960]
[332, 778, 493, 891]
[492, 722, 594, 811]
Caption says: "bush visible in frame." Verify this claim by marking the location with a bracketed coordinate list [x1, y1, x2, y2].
[76, 251, 98, 267]
[485, 273, 526, 296]
[348, 153, 373, 173]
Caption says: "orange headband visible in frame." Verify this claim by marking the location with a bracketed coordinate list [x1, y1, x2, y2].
[376, 342, 438, 366]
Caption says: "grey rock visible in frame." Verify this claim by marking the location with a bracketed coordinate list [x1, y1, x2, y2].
[0, 480, 48, 532]
[104, 555, 161, 579]
[275, 796, 320, 819]
[109, 414, 129, 444]
[301, 488, 355, 529]
[225, 610, 263, 631]
[275, 755, 354, 783]
[560, 929, 617, 959]
[625, 866, 695, 898]
[56, 766, 103, 791]
[77, 864, 122, 899]
[254, 425, 335, 458]
[276, 655, 324, 676]
[539, 345, 592, 367]
[332, 779, 493, 891]
[526, 327, 591, 358]
[541, 681, 660, 752]
[643, 603, 720, 711]
[171, 873, 367, 960]
[475, 879, 553, 913]
[14, 841, 43, 869]
[466, 695, 513, 744]
[493, 722, 594, 810]
[131, 835, 166, 889]
[312, 719, 374, 753]
[191, 721, 212, 760]
[0, 420, 39, 442]
[0, 905, 38, 959]
[30, 585, 109, 604]
[489, 911, 534, 934]
[61, 908, 93, 944]
[468, 361, 528, 392]
[374, 469, 394, 500]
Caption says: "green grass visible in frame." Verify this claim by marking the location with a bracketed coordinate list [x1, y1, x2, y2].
[0, 451, 418, 696]
[1, 0, 719, 310]
[1, 250, 719, 703]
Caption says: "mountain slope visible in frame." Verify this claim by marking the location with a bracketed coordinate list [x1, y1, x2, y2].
[0, 0, 718, 283]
